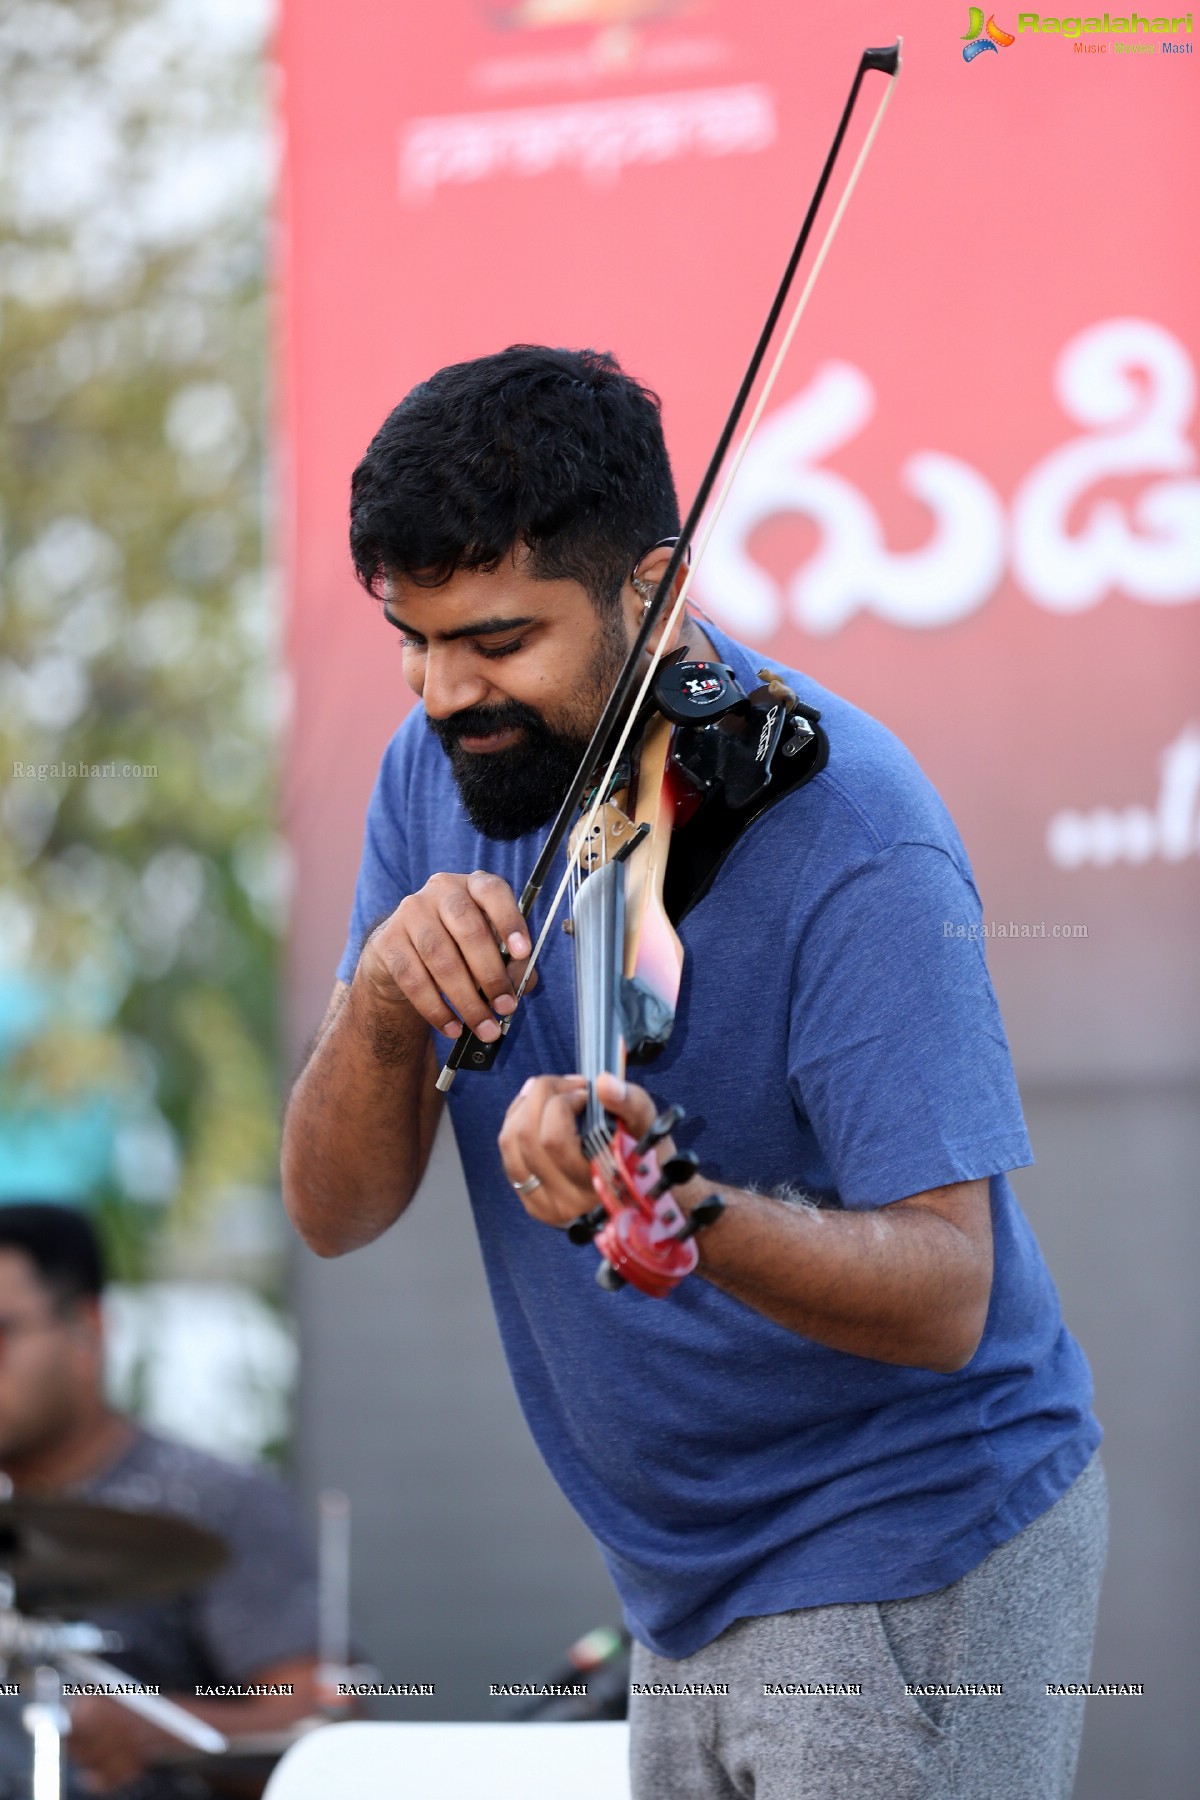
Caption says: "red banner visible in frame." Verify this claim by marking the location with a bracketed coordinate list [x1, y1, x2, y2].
[278, 0, 1200, 1079]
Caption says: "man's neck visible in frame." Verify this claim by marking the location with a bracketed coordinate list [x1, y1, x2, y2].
[678, 615, 719, 665]
[3, 1406, 136, 1496]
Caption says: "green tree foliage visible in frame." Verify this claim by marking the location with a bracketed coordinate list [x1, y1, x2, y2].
[0, 0, 282, 1279]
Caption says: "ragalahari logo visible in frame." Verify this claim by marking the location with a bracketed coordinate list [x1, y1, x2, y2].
[962, 9, 1017, 57]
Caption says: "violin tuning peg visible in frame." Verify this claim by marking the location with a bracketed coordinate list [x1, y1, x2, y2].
[649, 1151, 700, 1199]
[674, 1195, 726, 1242]
[595, 1260, 626, 1292]
[634, 1105, 685, 1157]
[568, 1205, 608, 1246]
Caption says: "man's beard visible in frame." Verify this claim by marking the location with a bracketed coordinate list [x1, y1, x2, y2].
[427, 622, 628, 841]
[429, 700, 594, 840]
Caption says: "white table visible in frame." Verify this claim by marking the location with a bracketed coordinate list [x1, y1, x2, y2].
[262, 1720, 632, 1799]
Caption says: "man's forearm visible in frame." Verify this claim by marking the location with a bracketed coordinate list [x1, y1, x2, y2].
[68, 1660, 321, 1790]
[498, 1074, 993, 1373]
[691, 1179, 992, 1372]
[281, 976, 438, 1257]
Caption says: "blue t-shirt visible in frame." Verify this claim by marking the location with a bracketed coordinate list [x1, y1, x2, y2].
[336, 622, 1100, 1658]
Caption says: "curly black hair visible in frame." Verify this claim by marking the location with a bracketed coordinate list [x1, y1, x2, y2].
[349, 345, 680, 611]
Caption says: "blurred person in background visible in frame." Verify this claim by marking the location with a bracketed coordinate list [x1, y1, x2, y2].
[0, 1205, 319, 1799]
[283, 347, 1106, 1800]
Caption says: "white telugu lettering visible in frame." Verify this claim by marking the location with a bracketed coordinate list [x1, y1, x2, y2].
[399, 88, 776, 201]
[1046, 724, 1200, 868]
[693, 361, 1006, 637]
[691, 319, 1200, 640]
[1012, 319, 1200, 612]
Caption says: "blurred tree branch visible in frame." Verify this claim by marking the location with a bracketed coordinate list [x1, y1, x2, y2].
[0, 0, 284, 1281]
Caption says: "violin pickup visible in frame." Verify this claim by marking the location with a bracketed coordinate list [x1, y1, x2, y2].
[653, 659, 746, 726]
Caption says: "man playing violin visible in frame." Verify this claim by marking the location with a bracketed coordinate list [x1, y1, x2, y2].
[283, 345, 1105, 1800]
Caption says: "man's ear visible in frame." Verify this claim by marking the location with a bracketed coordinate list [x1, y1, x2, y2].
[63, 1295, 104, 1358]
[627, 543, 690, 654]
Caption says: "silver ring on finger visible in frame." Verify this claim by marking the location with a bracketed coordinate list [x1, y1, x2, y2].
[511, 1173, 542, 1196]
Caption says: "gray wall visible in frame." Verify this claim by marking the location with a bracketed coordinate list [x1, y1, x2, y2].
[1013, 1083, 1199, 1800]
[294, 1083, 1199, 1795]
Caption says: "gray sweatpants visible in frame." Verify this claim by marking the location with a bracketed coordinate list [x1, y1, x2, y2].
[629, 1453, 1107, 1800]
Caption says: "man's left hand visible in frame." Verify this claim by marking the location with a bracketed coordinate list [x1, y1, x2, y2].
[499, 1072, 679, 1227]
[68, 1697, 176, 1794]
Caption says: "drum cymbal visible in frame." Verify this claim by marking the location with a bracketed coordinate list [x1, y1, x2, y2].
[0, 1496, 227, 1611]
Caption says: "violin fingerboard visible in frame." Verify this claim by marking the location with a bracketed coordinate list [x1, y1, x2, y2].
[573, 858, 627, 1142]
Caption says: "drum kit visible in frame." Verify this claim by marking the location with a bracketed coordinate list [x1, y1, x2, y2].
[0, 1490, 319, 1800]
[0, 1481, 627, 1799]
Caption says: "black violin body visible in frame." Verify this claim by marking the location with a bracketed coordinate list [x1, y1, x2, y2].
[651, 653, 829, 935]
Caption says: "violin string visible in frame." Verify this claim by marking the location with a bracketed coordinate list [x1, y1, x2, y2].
[509, 71, 897, 1010]
[598, 860, 618, 1177]
[574, 844, 622, 1168]
[580, 846, 633, 1199]
[579, 844, 622, 1188]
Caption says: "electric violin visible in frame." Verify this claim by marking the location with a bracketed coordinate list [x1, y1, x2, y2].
[438, 44, 902, 1298]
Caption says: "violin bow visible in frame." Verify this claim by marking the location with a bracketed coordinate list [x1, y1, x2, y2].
[438, 41, 901, 1094]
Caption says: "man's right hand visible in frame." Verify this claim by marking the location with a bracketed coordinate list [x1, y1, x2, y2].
[356, 870, 534, 1045]
[283, 870, 534, 1253]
